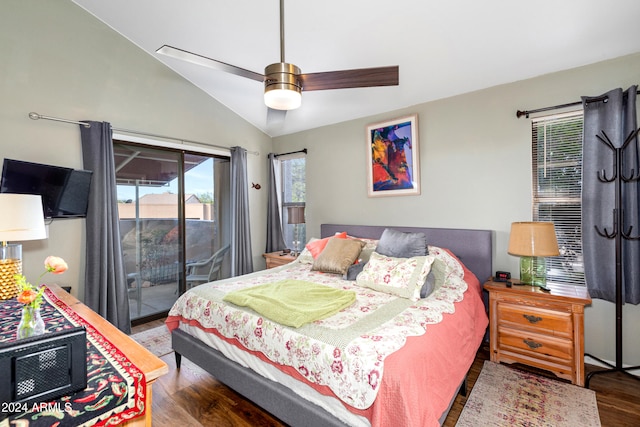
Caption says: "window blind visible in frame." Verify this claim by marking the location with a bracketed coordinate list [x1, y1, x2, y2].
[531, 111, 585, 286]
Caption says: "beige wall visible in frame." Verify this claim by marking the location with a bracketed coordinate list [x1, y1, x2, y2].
[273, 53, 640, 368]
[0, 0, 272, 301]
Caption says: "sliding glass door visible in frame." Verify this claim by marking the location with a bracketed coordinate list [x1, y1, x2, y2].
[113, 141, 230, 322]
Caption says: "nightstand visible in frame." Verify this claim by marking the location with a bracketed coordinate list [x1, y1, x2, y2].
[484, 279, 591, 386]
[263, 251, 296, 269]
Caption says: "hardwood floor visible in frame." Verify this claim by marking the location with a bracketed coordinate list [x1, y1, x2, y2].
[134, 320, 640, 426]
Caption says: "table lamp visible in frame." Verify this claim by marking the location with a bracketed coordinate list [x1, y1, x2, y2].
[287, 205, 305, 256]
[508, 221, 560, 288]
[0, 194, 47, 299]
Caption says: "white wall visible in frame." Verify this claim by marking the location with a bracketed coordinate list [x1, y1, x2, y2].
[0, 0, 271, 301]
[273, 53, 640, 368]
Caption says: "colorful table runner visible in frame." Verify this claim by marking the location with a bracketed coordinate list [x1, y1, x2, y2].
[0, 287, 146, 426]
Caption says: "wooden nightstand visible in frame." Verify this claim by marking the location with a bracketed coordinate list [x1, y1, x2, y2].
[263, 251, 297, 269]
[484, 279, 591, 386]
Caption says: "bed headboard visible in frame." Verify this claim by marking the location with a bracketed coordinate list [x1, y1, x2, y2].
[321, 224, 493, 284]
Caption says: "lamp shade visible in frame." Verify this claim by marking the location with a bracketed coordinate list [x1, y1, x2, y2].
[0, 194, 47, 242]
[508, 222, 560, 257]
[287, 206, 305, 225]
[0, 194, 47, 299]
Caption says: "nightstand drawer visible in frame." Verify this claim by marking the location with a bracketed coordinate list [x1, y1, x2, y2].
[498, 302, 573, 338]
[498, 327, 573, 361]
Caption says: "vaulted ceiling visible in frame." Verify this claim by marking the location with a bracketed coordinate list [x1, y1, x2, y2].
[72, 0, 640, 137]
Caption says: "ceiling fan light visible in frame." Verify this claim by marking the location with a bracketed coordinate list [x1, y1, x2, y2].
[264, 63, 302, 110]
[264, 87, 302, 110]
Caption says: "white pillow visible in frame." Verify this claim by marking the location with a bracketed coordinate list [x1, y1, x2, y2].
[355, 252, 436, 301]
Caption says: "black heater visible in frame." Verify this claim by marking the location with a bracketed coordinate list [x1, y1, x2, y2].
[0, 327, 87, 412]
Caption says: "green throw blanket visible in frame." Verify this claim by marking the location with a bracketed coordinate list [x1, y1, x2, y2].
[222, 280, 356, 328]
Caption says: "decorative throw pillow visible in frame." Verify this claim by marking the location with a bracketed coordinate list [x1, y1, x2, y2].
[344, 262, 367, 281]
[311, 237, 364, 275]
[305, 232, 348, 258]
[356, 251, 436, 301]
[297, 238, 318, 264]
[375, 228, 428, 258]
[420, 258, 446, 298]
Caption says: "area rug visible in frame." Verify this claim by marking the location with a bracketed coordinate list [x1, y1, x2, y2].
[131, 325, 173, 357]
[456, 361, 601, 427]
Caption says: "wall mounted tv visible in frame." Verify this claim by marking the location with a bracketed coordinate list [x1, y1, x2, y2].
[0, 159, 92, 219]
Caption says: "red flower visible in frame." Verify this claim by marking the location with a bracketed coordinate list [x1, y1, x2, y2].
[17, 288, 39, 305]
[44, 256, 68, 274]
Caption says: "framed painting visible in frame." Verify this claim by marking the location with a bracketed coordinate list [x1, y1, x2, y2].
[366, 114, 420, 197]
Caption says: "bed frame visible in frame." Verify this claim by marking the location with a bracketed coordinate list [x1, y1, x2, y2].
[172, 224, 493, 426]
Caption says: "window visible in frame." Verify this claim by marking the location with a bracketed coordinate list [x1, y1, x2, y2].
[531, 111, 585, 286]
[280, 154, 306, 251]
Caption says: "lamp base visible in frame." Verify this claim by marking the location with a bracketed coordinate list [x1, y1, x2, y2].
[0, 243, 23, 300]
[520, 256, 548, 288]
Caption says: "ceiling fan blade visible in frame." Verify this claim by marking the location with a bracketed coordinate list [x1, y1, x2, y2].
[156, 45, 264, 83]
[299, 66, 399, 91]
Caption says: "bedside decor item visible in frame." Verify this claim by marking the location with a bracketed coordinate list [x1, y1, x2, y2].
[0, 194, 47, 300]
[366, 114, 420, 197]
[15, 255, 68, 339]
[507, 222, 559, 288]
[287, 205, 305, 256]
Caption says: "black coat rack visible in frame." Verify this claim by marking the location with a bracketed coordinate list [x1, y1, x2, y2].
[585, 128, 640, 388]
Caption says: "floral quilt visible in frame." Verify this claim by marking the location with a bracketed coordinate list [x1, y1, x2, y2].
[167, 246, 468, 409]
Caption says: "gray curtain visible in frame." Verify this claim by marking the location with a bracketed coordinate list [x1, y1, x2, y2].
[582, 86, 640, 304]
[266, 153, 286, 252]
[80, 121, 131, 333]
[230, 146, 254, 276]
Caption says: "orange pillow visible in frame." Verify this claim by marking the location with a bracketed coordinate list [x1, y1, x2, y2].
[305, 232, 347, 258]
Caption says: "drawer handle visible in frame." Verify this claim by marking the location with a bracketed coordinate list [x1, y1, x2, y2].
[523, 314, 543, 324]
[523, 339, 543, 350]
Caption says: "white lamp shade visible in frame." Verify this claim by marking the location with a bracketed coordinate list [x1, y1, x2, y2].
[0, 194, 47, 242]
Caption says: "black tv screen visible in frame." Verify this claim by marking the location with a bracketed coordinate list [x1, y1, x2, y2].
[0, 159, 92, 219]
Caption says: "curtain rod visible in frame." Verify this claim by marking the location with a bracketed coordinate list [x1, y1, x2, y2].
[516, 89, 640, 119]
[274, 148, 307, 157]
[28, 112, 259, 156]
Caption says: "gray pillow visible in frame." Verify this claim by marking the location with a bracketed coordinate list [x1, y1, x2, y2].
[420, 258, 446, 298]
[344, 262, 367, 281]
[375, 228, 428, 258]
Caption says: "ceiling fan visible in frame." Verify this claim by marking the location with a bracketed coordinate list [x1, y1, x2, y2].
[156, 0, 399, 111]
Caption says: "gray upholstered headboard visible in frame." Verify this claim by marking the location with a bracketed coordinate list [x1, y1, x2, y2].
[321, 224, 493, 284]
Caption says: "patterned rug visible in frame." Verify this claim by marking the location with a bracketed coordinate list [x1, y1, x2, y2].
[456, 361, 601, 427]
[131, 325, 173, 357]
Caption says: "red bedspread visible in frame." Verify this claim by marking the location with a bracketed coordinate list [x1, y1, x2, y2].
[167, 260, 487, 427]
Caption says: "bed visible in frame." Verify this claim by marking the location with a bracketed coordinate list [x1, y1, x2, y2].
[167, 224, 493, 426]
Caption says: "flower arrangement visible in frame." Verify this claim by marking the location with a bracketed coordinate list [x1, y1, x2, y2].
[15, 256, 68, 339]
[15, 256, 68, 309]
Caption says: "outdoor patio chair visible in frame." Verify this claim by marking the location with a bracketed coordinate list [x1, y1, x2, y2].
[185, 244, 230, 289]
